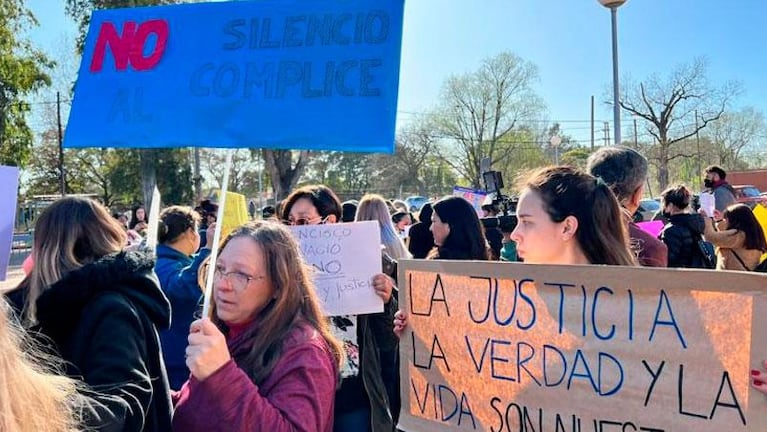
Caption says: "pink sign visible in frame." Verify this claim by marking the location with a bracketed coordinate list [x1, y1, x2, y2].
[636, 220, 664, 238]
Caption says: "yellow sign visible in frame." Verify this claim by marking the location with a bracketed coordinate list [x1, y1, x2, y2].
[398, 260, 767, 431]
[214, 190, 249, 239]
[751, 204, 767, 262]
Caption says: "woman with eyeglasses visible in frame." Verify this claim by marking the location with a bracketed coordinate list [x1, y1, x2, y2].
[172, 221, 345, 431]
[154, 206, 214, 390]
[281, 185, 399, 432]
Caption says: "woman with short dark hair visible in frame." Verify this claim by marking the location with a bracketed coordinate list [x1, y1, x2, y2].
[155, 205, 214, 390]
[658, 185, 708, 268]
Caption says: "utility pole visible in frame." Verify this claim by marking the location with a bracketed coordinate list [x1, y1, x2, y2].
[604, 122, 610, 146]
[258, 149, 264, 211]
[633, 118, 638, 149]
[590, 96, 595, 151]
[57, 92, 66, 196]
[193, 147, 202, 202]
[695, 110, 702, 190]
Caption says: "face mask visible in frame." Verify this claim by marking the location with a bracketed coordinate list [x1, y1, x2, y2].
[703, 179, 714, 188]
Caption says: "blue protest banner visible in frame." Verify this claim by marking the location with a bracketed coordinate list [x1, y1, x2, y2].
[0, 166, 20, 281]
[64, 0, 404, 153]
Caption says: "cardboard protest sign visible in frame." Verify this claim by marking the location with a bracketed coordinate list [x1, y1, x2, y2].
[453, 187, 487, 216]
[0, 166, 20, 281]
[291, 221, 382, 315]
[219, 191, 249, 239]
[64, 0, 404, 153]
[637, 220, 664, 238]
[397, 260, 767, 431]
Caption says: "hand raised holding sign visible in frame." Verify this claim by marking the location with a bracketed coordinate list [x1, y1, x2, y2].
[752, 361, 767, 397]
[393, 309, 408, 338]
[372, 273, 394, 304]
[185, 318, 231, 382]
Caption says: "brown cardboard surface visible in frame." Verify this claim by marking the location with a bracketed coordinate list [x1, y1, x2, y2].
[396, 260, 767, 432]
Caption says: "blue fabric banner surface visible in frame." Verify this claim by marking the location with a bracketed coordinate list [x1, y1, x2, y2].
[64, 0, 404, 152]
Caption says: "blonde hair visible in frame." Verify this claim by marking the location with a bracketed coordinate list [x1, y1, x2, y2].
[25, 197, 126, 323]
[355, 194, 412, 260]
[0, 300, 80, 432]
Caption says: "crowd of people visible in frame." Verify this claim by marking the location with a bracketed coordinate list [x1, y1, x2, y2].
[3, 145, 767, 431]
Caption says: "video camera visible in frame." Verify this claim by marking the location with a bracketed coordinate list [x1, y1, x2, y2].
[480, 170, 518, 233]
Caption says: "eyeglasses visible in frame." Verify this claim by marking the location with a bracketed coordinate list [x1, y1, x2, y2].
[208, 265, 265, 292]
[282, 215, 328, 226]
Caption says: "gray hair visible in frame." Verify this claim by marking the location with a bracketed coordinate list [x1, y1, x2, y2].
[586, 146, 648, 202]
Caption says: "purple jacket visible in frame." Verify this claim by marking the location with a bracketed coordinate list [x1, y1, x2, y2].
[172, 321, 338, 432]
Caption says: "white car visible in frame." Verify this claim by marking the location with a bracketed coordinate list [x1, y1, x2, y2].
[633, 199, 661, 222]
[404, 196, 429, 212]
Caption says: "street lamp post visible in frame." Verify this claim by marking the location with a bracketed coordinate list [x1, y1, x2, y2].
[550, 135, 562, 165]
[598, 0, 627, 146]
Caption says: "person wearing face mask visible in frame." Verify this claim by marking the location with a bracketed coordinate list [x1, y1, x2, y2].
[657, 185, 708, 268]
[703, 165, 737, 214]
[155, 206, 214, 390]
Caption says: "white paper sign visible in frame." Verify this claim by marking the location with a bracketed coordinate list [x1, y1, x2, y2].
[291, 221, 383, 316]
[699, 192, 716, 217]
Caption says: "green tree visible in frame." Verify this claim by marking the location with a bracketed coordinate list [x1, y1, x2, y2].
[200, 148, 265, 198]
[704, 107, 766, 168]
[393, 120, 438, 196]
[433, 51, 545, 187]
[0, 0, 53, 166]
[264, 149, 310, 201]
[619, 58, 739, 189]
[25, 131, 76, 195]
[109, 148, 192, 206]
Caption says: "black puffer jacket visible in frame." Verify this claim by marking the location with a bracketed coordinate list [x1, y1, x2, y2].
[659, 213, 706, 268]
[31, 251, 172, 432]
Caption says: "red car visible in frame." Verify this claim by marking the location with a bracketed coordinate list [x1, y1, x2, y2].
[732, 185, 767, 208]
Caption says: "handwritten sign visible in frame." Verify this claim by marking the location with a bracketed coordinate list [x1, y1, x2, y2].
[397, 260, 767, 432]
[453, 187, 487, 216]
[700, 192, 716, 217]
[0, 166, 20, 281]
[64, 0, 405, 152]
[291, 221, 383, 316]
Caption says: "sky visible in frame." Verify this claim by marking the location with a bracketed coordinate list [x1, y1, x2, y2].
[23, 0, 767, 148]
